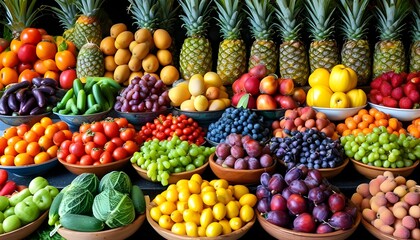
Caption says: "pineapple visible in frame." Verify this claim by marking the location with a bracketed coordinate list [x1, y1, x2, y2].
[178, 0, 213, 80]
[373, 0, 410, 77]
[47, 0, 79, 42]
[0, 0, 43, 38]
[306, 0, 339, 73]
[72, 0, 104, 50]
[128, 0, 159, 31]
[339, 0, 372, 86]
[410, 1, 420, 72]
[215, 0, 247, 85]
[246, 0, 278, 75]
[76, 42, 104, 78]
[274, 0, 309, 86]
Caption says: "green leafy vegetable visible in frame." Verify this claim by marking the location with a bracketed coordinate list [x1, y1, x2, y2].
[99, 171, 132, 194]
[58, 188, 94, 217]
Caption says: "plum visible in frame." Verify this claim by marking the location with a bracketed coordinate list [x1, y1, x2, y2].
[230, 145, 245, 158]
[260, 172, 270, 187]
[243, 139, 262, 157]
[308, 187, 327, 204]
[316, 223, 334, 233]
[265, 210, 289, 227]
[293, 213, 316, 233]
[222, 155, 236, 168]
[256, 185, 270, 200]
[268, 174, 286, 194]
[289, 179, 309, 195]
[328, 193, 346, 213]
[257, 197, 270, 213]
[312, 203, 331, 222]
[248, 157, 261, 169]
[259, 154, 273, 167]
[234, 158, 248, 169]
[226, 133, 242, 146]
[285, 167, 303, 185]
[270, 194, 287, 212]
[287, 193, 307, 215]
[216, 143, 231, 159]
[328, 212, 353, 230]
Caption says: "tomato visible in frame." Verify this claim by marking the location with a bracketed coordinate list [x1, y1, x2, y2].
[17, 62, 32, 74]
[79, 123, 91, 133]
[14, 153, 34, 166]
[104, 141, 117, 153]
[120, 128, 136, 141]
[59, 69, 77, 89]
[123, 140, 138, 154]
[103, 122, 120, 138]
[55, 50, 76, 71]
[59, 140, 72, 152]
[93, 132, 107, 146]
[34, 152, 50, 164]
[113, 147, 128, 160]
[91, 148, 104, 161]
[17, 43, 37, 63]
[52, 131, 66, 146]
[16, 124, 30, 137]
[111, 137, 124, 147]
[82, 131, 94, 143]
[80, 155, 94, 165]
[90, 122, 104, 133]
[115, 118, 129, 128]
[0, 137, 7, 155]
[38, 135, 53, 150]
[20, 28, 42, 45]
[57, 148, 69, 160]
[46, 145, 58, 158]
[36, 40, 57, 60]
[0, 67, 19, 85]
[69, 142, 85, 157]
[99, 151, 112, 164]
[18, 69, 40, 83]
[44, 125, 59, 139]
[72, 133, 83, 143]
[65, 153, 77, 164]
[84, 142, 96, 155]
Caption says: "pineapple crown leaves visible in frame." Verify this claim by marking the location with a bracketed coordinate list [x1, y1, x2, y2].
[339, 0, 372, 41]
[274, 0, 304, 42]
[245, 0, 276, 41]
[157, 0, 180, 33]
[0, 0, 44, 36]
[411, 0, 420, 41]
[305, 0, 337, 41]
[46, 0, 79, 30]
[178, 0, 213, 38]
[75, 0, 104, 17]
[215, 0, 244, 40]
[127, 0, 159, 31]
[375, 0, 410, 41]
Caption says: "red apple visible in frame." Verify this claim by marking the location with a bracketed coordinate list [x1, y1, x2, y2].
[256, 94, 277, 110]
[259, 75, 278, 95]
[278, 95, 298, 109]
[243, 75, 260, 96]
[249, 64, 267, 79]
[279, 78, 295, 95]
[292, 88, 306, 106]
[232, 92, 246, 106]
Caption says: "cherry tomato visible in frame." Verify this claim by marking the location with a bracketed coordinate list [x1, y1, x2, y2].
[57, 148, 69, 160]
[183, 127, 192, 135]
[17, 43, 37, 63]
[111, 137, 124, 147]
[90, 122, 104, 133]
[59, 69, 77, 89]
[91, 148, 104, 161]
[82, 131, 94, 143]
[113, 147, 128, 160]
[69, 142, 85, 157]
[99, 151, 112, 164]
[79, 123, 91, 133]
[80, 155, 94, 165]
[65, 153, 77, 164]
[123, 140, 138, 155]
[115, 118, 129, 128]
[60, 140, 72, 152]
[84, 142, 96, 155]
[104, 141, 117, 153]
[120, 128, 136, 142]
[20, 28, 42, 45]
[72, 133, 83, 143]
[103, 122, 120, 138]
[93, 132, 107, 146]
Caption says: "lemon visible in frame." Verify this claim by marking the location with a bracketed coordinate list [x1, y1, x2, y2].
[206, 222, 223, 237]
[229, 217, 243, 230]
[171, 222, 186, 235]
[176, 179, 189, 190]
[176, 201, 188, 213]
[203, 71, 222, 87]
[158, 215, 174, 230]
[233, 185, 250, 200]
[213, 179, 229, 189]
[216, 188, 232, 205]
[193, 95, 209, 111]
[239, 205, 254, 223]
[183, 209, 200, 225]
[149, 206, 162, 222]
[178, 189, 191, 202]
[188, 180, 201, 194]
[202, 191, 217, 206]
[239, 193, 258, 208]
[188, 194, 203, 212]
[185, 221, 199, 237]
[200, 208, 214, 228]
[166, 189, 179, 202]
[160, 201, 177, 215]
[201, 180, 210, 189]
[213, 202, 227, 221]
[170, 210, 183, 223]
[189, 74, 205, 96]
[198, 226, 206, 237]
[153, 194, 166, 205]
[201, 185, 215, 193]
[219, 219, 232, 235]
[190, 173, 203, 185]
[226, 200, 240, 219]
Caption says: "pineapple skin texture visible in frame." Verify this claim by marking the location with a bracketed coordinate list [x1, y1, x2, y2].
[73, 16, 102, 50]
[76, 43, 105, 78]
[373, 40, 406, 78]
[217, 39, 247, 85]
[309, 40, 339, 73]
[179, 37, 213, 80]
[279, 40, 309, 86]
[410, 41, 420, 72]
[249, 40, 278, 75]
[341, 39, 371, 86]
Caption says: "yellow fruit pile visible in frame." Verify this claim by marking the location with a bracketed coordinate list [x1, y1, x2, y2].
[150, 174, 256, 237]
[100, 23, 179, 85]
[168, 72, 231, 111]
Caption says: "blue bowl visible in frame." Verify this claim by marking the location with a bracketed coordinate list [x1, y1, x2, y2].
[114, 108, 171, 126]
[54, 110, 111, 128]
[0, 112, 51, 126]
[172, 108, 225, 128]
[0, 158, 58, 177]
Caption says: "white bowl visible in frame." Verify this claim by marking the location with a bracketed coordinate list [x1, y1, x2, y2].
[368, 102, 420, 122]
[312, 105, 366, 121]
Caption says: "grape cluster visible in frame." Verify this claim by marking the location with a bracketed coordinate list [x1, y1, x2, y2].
[270, 129, 345, 170]
[130, 135, 215, 186]
[206, 107, 270, 143]
[340, 126, 420, 168]
[114, 74, 170, 113]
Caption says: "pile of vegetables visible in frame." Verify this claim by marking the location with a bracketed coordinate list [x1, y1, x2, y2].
[49, 171, 145, 234]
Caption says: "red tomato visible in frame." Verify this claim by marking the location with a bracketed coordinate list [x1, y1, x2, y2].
[80, 155, 94, 165]
[111, 137, 124, 147]
[17, 43, 37, 63]
[20, 28, 42, 45]
[115, 118, 129, 128]
[17, 62, 32, 73]
[120, 128, 136, 142]
[60, 140, 72, 151]
[103, 122, 120, 138]
[84, 142, 96, 155]
[99, 151, 112, 164]
[113, 147, 128, 160]
[93, 132, 107, 146]
[90, 148, 104, 161]
[104, 141, 117, 153]
[59, 69, 77, 89]
[69, 142, 85, 157]
[82, 131, 94, 143]
[90, 122, 104, 133]
[65, 153, 77, 164]
[123, 140, 138, 155]
[79, 123, 91, 133]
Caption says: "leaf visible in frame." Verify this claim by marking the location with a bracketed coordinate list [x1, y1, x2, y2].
[237, 93, 250, 109]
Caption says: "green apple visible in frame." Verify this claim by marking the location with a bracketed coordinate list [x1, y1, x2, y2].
[28, 176, 49, 195]
[0, 211, 4, 222]
[2, 215, 21, 233]
[3, 206, 15, 218]
[0, 223, 4, 234]
[44, 185, 59, 198]
[0, 196, 9, 211]
[8, 188, 31, 207]
[14, 196, 40, 223]
[33, 188, 52, 211]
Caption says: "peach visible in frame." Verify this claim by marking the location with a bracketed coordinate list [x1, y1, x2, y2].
[279, 78, 294, 95]
[402, 215, 417, 230]
[356, 183, 371, 198]
[393, 225, 411, 239]
[380, 178, 398, 192]
[362, 208, 376, 222]
[403, 192, 420, 205]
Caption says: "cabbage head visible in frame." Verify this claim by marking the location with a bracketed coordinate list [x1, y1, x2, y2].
[99, 171, 132, 194]
[58, 188, 94, 217]
[92, 188, 135, 228]
[69, 173, 99, 195]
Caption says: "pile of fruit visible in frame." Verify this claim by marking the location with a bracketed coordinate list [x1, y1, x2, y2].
[0, 176, 58, 234]
[168, 72, 230, 112]
[0, 118, 71, 166]
[256, 167, 358, 233]
[214, 133, 274, 170]
[149, 174, 256, 237]
[57, 117, 140, 165]
[131, 135, 215, 186]
[100, 23, 177, 85]
[369, 71, 420, 108]
[0, 77, 60, 116]
[271, 106, 338, 139]
[53, 77, 120, 115]
[114, 74, 170, 113]
[231, 64, 306, 110]
[340, 126, 420, 168]
[270, 128, 345, 170]
[206, 107, 270, 144]
[306, 65, 367, 108]
[407, 118, 420, 138]
[351, 171, 419, 239]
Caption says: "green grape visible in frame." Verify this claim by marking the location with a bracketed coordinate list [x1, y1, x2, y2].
[382, 160, 391, 168]
[354, 152, 362, 161]
[158, 162, 164, 171]
[161, 171, 170, 180]
[180, 156, 190, 166]
[373, 160, 382, 167]
[357, 148, 366, 157]
[351, 145, 359, 153]
[383, 143, 391, 151]
[189, 148, 199, 157]
[344, 143, 352, 151]
[367, 152, 376, 163]
[163, 161, 171, 169]
[176, 148, 187, 157]
[379, 133, 389, 144]
[193, 158, 204, 167]
[186, 164, 196, 171]
[379, 154, 387, 160]
[388, 154, 397, 163]
[174, 167, 183, 173]
[161, 179, 169, 186]
[362, 157, 369, 164]
[169, 159, 179, 167]
[360, 142, 369, 149]
[396, 160, 404, 168]
[345, 150, 355, 158]
[404, 159, 413, 167]
[378, 148, 385, 154]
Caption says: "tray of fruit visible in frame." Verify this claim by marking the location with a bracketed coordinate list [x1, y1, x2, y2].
[146, 174, 256, 239]
[56, 117, 140, 177]
[368, 71, 420, 121]
[351, 171, 419, 239]
[255, 167, 361, 240]
[209, 133, 276, 185]
[130, 135, 215, 186]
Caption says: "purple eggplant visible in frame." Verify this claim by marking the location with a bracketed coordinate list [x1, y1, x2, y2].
[7, 93, 19, 112]
[3, 81, 30, 96]
[15, 88, 28, 101]
[30, 106, 46, 115]
[19, 96, 36, 115]
[31, 77, 42, 87]
[32, 89, 47, 107]
[40, 78, 58, 88]
[37, 85, 56, 95]
[0, 95, 11, 115]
